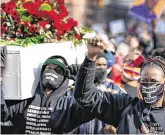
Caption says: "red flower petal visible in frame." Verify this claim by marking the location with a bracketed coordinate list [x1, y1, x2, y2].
[28, 25, 36, 33]
[23, 21, 30, 27]
[56, 0, 65, 5]
[39, 21, 49, 29]
[1, 25, 7, 34]
[75, 34, 82, 40]
[74, 21, 78, 27]
[57, 30, 64, 35]
[17, 29, 22, 35]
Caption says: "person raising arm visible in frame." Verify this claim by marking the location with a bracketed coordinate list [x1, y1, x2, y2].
[74, 37, 165, 134]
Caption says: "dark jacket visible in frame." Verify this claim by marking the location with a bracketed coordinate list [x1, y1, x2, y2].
[74, 57, 165, 134]
[66, 73, 125, 134]
[1, 60, 94, 134]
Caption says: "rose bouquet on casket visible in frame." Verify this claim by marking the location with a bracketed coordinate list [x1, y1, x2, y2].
[0, 0, 93, 47]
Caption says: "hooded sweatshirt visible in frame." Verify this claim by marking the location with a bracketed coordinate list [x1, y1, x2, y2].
[1, 57, 94, 134]
[74, 57, 165, 134]
[66, 69, 125, 134]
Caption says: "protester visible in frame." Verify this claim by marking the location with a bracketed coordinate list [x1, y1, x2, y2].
[128, 35, 139, 50]
[67, 52, 125, 134]
[1, 55, 94, 134]
[74, 37, 165, 134]
[121, 51, 145, 97]
[111, 42, 130, 87]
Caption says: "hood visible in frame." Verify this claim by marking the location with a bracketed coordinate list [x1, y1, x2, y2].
[35, 55, 69, 97]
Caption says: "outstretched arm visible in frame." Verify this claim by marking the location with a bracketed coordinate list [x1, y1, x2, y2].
[74, 37, 134, 126]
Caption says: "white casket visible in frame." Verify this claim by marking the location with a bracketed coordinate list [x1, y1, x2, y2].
[2, 42, 77, 100]
[75, 42, 87, 64]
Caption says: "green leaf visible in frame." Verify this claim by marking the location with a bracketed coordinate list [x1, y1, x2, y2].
[40, 3, 52, 11]
[22, 16, 32, 22]
[17, 8, 27, 16]
[82, 27, 94, 33]
[24, 27, 29, 33]
[23, 37, 32, 47]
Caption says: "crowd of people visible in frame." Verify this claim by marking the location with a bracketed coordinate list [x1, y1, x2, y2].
[1, 19, 165, 134]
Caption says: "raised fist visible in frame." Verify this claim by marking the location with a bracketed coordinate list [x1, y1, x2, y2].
[87, 37, 105, 59]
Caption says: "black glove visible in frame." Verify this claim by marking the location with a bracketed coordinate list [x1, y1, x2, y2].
[65, 64, 80, 81]
[1, 46, 7, 77]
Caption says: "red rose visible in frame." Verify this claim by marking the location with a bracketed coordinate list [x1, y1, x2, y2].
[36, 0, 42, 3]
[53, 21, 61, 29]
[75, 34, 82, 40]
[28, 25, 36, 33]
[73, 21, 78, 27]
[38, 11, 48, 18]
[57, 30, 64, 35]
[56, 0, 65, 5]
[2, 1, 16, 14]
[23, 2, 32, 9]
[48, 10, 57, 21]
[39, 21, 49, 29]
[67, 18, 78, 27]
[58, 11, 68, 18]
[17, 29, 22, 35]
[23, 2, 40, 15]
[68, 18, 74, 24]
[11, 11, 20, 22]
[27, 6, 38, 15]
[62, 22, 72, 32]
[1, 25, 7, 34]
[23, 21, 30, 27]
[58, 5, 67, 12]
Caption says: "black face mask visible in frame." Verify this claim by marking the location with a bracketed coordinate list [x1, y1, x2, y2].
[42, 69, 64, 90]
[140, 83, 164, 105]
[94, 68, 107, 83]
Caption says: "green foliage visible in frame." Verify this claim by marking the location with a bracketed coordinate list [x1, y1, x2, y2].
[0, 35, 45, 47]
[40, 3, 52, 11]
[22, 15, 32, 22]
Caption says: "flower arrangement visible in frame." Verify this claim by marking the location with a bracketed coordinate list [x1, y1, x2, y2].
[0, 0, 93, 47]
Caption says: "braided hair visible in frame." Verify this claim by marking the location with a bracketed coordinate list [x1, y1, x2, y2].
[141, 48, 165, 106]
[141, 48, 165, 76]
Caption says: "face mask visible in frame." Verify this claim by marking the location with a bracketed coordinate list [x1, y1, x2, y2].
[95, 68, 107, 83]
[140, 83, 164, 105]
[42, 69, 64, 90]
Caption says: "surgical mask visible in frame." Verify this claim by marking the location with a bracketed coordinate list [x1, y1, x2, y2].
[42, 69, 64, 90]
[140, 83, 164, 105]
[94, 68, 107, 83]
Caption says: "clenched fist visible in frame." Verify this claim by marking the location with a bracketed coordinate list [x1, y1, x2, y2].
[87, 37, 105, 61]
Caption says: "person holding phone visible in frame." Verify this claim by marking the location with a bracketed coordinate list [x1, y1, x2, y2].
[74, 38, 165, 134]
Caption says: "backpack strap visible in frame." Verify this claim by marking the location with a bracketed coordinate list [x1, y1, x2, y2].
[121, 98, 139, 119]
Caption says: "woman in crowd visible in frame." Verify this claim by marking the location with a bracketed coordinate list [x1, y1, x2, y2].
[120, 51, 144, 97]
[74, 37, 165, 134]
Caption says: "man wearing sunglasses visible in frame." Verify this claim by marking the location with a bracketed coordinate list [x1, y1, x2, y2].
[1, 55, 94, 134]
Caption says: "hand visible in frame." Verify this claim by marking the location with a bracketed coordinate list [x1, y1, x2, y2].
[104, 125, 117, 134]
[65, 64, 80, 81]
[87, 37, 105, 61]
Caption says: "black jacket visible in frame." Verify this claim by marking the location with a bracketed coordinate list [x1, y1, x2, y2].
[74, 57, 165, 134]
[1, 62, 93, 134]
